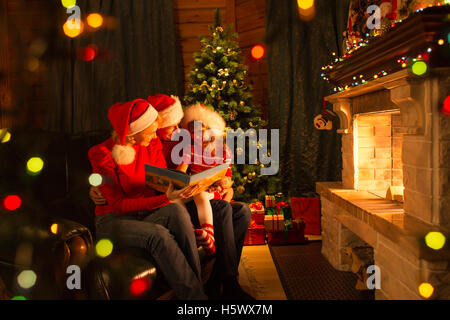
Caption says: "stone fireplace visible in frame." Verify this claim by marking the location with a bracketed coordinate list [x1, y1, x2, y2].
[317, 68, 450, 299]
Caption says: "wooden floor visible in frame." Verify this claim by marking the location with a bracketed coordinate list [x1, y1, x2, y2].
[238, 245, 287, 300]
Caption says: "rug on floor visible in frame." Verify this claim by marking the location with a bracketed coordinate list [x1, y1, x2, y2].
[269, 241, 375, 300]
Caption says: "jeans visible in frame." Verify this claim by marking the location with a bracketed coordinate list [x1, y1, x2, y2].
[95, 202, 207, 300]
[185, 200, 251, 280]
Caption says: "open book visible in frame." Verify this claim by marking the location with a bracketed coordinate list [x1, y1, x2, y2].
[145, 162, 230, 194]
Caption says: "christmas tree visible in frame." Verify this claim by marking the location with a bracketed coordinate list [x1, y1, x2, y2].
[184, 9, 281, 202]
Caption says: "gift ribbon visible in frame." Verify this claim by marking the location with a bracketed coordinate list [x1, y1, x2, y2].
[275, 201, 289, 215]
[249, 202, 263, 211]
[270, 215, 283, 232]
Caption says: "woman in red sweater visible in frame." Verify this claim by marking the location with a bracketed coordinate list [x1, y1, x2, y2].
[88, 98, 206, 299]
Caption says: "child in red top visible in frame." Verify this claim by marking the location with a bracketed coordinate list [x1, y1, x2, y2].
[177, 104, 233, 255]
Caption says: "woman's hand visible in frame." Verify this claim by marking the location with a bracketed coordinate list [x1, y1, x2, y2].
[165, 182, 200, 202]
[89, 186, 107, 205]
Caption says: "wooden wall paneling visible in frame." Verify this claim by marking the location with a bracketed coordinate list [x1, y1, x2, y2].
[175, 8, 226, 24]
[174, 0, 227, 10]
[235, 0, 265, 21]
[225, 0, 236, 31]
[176, 22, 212, 39]
[236, 12, 265, 33]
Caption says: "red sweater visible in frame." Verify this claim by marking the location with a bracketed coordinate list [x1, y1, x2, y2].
[88, 137, 170, 216]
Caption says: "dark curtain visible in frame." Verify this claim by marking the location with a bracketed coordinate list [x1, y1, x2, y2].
[265, 0, 350, 195]
[46, 0, 183, 134]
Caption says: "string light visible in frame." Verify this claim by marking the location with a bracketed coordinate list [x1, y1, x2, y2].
[96, 239, 113, 258]
[50, 223, 58, 235]
[61, 0, 76, 8]
[411, 61, 428, 76]
[297, 0, 314, 10]
[87, 13, 104, 29]
[63, 20, 84, 38]
[0, 129, 11, 143]
[129, 278, 151, 296]
[418, 282, 434, 299]
[425, 231, 446, 250]
[78, 46, 97, 62]
[27, 157, 44, 174]
[17, 270, 37, 289]
[442, 96, 450, 116]
[3, 195, 22, 211]
[89, 173, 103, 186]
[251, 45, 265, 60]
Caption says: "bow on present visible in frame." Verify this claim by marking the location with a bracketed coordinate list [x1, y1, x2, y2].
[249, 202, 264, 211]
[275, 201, 290, 217]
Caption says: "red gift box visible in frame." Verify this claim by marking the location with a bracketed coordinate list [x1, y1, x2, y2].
[249, 201, 265, 224]
[267, 230, 306, 245]
[290, 197, 321, 235]
[267, 220, 306, 245]
[244, 222, 266, 245]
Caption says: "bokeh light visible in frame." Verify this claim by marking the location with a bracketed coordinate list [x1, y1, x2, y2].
[96, 239, 113, 258]
[29, 38, 48, 58]
[0, 129, 11, 143]
[50, 223, 58, 235]
[89, 173, 103, 186]
[61, 0, 76, 8]
[297, 0, 314, 10]
[411, 61, 428, 76]
[129, 278, 151, 296]
[418, 282, 434, 299]
[27, 157, 44, 174]
[425, 231, 446, 250]
[87, 13, 104, 28]
[442, 96, 450, 116]
[26, 58, 40, 72]
[77, 46, 97, 62]
[3, 195, 22, 211]
[251, 45, 265, 60]
[11, 296, 26, 300]
[17, 270, 37, 289]
[63, 20, 84, 38]
[297, 0, 316, 21]
[438, 38, 445, 46]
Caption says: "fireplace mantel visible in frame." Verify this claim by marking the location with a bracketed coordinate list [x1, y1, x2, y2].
[325, 69, 432, 135]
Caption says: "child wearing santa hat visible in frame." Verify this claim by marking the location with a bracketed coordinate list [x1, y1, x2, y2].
[148, 94, 234, 201]
[176, 104, 233, 256]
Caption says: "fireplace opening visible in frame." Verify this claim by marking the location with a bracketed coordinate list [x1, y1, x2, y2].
[353, 111, 404, 202]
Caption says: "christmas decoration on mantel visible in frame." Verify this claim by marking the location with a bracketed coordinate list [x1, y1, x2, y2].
[321, 4, 450, 92]
[183, 9, 281, 202]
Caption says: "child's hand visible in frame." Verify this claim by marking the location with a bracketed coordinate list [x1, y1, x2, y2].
[166, 182, 199, 201]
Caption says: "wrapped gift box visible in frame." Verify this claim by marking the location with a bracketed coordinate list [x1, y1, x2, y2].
[267, 218, 306, 245]
[267, 229, 306, 245]
[244, 223, 266, 245]
[249, 201, 265, 224]
[265, 195, 276, 208]
[290, 196, 321, 235]
[264, 214, 285, 232]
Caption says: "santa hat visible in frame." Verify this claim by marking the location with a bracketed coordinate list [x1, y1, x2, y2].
[180, 104, 226, 133]
[147, 94, 184, 128]
[108, 98, 158, 165]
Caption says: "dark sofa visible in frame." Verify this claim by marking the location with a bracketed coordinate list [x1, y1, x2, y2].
[0, 130, 213, 300]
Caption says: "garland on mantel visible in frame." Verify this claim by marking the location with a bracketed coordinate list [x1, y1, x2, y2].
[321, 2, 449, 93]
